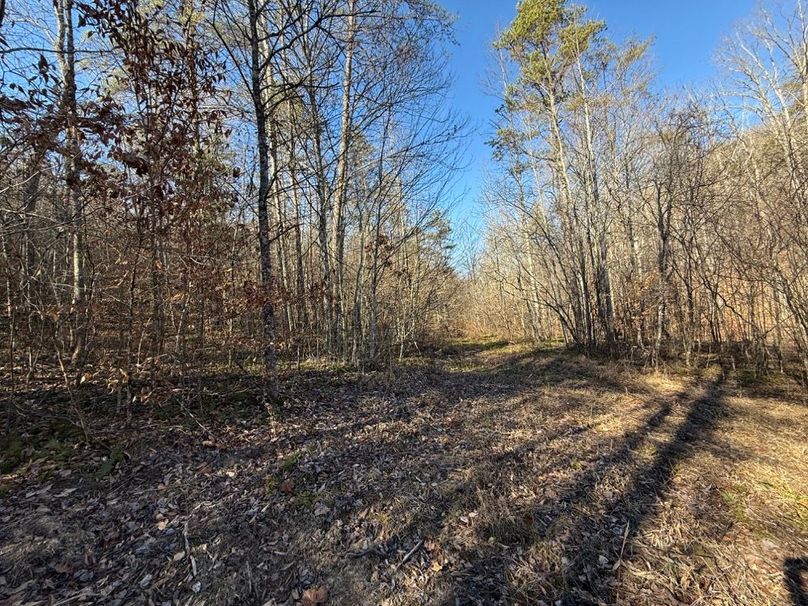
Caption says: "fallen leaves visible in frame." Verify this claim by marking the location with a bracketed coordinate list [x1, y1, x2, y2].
[1, 342, 806, 606]
[425, 539, 449, 573]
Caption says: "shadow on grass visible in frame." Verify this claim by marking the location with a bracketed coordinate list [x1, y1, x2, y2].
[786, 557, 808, 606]
[0, 345, 739, 606]
[433, 373, 729, 605]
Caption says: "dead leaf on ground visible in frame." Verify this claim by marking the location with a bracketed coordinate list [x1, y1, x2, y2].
[302, 585, 328, 605]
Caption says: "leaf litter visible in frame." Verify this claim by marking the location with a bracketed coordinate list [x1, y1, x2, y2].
[1, 341, 806, 605]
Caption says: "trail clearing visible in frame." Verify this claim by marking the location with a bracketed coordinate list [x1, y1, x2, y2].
[2, 341, 807, 605]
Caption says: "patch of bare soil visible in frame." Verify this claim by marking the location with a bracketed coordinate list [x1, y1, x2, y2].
[1, 342, 807, 605]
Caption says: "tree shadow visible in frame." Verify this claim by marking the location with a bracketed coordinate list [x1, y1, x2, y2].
[786, 557, 808, 606]
[0, 346, 728, 606]
[435, 373, 729, 605]
[554, 376, 727, 605]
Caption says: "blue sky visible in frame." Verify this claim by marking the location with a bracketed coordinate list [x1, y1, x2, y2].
[440, 0, 757, 236]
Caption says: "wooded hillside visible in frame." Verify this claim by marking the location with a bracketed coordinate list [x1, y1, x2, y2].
[463, 0, 808, 380]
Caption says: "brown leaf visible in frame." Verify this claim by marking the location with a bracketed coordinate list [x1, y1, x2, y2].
[301, 585, 328, 606]
[279, 479, 295, 495]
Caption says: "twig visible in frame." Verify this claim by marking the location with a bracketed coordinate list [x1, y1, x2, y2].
[394, 539, 424, 571]
[183, 521, 197, 577]
[180, 401, 218, 444]
[618, 521, 630, 563]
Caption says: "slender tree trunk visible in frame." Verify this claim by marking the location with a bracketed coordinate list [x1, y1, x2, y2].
[248, 0, 278, 399]
[55, 0, 85, 371]
[330, 0, 356, 358]
[1, 223, 15, 398]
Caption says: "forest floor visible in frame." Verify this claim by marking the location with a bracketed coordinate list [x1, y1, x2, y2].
[1, 340, 807, 606]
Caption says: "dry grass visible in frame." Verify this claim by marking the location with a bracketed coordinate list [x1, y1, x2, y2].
[0, 340, 806, 605]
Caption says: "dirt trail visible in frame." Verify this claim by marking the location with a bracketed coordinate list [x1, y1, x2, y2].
[1, 341, 807, 605]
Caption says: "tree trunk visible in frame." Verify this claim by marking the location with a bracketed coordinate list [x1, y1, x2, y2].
[330, 0, 356, 358]
[248, 0, 278, 399]
[54, 0, 85, 372]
